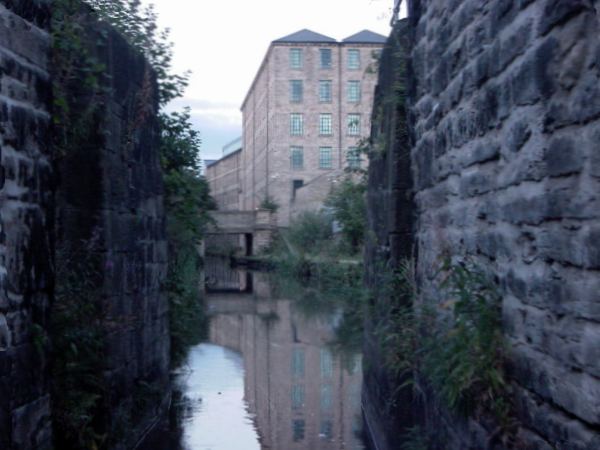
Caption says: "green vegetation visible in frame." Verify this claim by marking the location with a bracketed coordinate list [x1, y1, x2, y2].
[324, 177, 366, 254]
[51, 234, 107, 449]
[160, 108, 215, 366]
[372, 258, 511, 440]
[425, 259, 509, 420]
[51, 1, 111, 446]
[52, 0, 107, 159]
[270, 259, 366, 360]
[264, 175, 366, 267]
[399, 426, 431, 450]
[284, 211, 334, 253]
[259, 196, 280, 212]
[261, 176, 368, 360]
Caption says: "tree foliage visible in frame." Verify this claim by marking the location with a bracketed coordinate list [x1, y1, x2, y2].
[85, 0, 189, 105]
[325, 177, 367, 253]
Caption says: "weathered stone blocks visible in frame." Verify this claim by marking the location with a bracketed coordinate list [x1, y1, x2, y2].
[54, 14, 169, 447]
[381, 0, 600, 448]
[0, 2, 52, 448]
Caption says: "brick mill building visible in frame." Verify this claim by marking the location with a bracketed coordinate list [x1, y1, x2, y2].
[207, 29, 386, 226]
[206, 137, 243, 211]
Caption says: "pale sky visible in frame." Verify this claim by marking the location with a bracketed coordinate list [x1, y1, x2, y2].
[143, 0, 407, 160]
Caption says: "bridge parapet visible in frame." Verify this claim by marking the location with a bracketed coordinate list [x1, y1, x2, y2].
[205, 209, 276, 255]
[207, 209, 276, 234]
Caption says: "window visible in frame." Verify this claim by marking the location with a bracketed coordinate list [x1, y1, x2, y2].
[292, 179, 304, 199]
[320, 420, 333, 440]
[319, 80, 332, 102]
[320, 349, 333, 378]
[290, 113, 303, 135]
[319, 114, 332, 135]
[347, 49, 360, 69]
[291, 385, 305, 410]
[347, 147, 361, 169]
[320, 384, 333, 411]
[290, 146, 304, 170]
[320, 48, 332, 68]
[347, 80, 361, 102]
[290, 48, 303, 69]
[319, 147, 333, 169]
[347, 114, 360, 135]
[293, 420, 305, 442]
[289, 80, 303, 103]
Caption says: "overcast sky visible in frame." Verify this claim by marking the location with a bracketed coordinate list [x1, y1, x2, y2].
[143, 0, 407, 160]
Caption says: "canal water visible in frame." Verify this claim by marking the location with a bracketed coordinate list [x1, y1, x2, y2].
[141, 261, 368, 450]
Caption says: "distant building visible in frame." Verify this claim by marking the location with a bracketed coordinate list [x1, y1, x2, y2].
[206, 137, 243, 211]
[206, 29, 386, 226]
[241, 29, 385, 225]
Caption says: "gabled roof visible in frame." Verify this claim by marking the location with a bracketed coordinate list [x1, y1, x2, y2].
[342, 29, 387, 44]
[273, 29, 336, 44]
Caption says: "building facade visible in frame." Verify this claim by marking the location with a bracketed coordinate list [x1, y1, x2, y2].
[241, 29, 385, 225]
[206, 137, 243, 211]
[206, 30, 385, 226]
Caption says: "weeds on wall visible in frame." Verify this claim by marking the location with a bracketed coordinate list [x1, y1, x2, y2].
[399, 426, 431, 450]
[50, 2, 109, 447]
[424, 259, 509, 421]
[370, 260, 422, 392]
[50, 234, 107, 449]
[52, 0, 107, 159]
[372, 257, 512, 443]
[259, 196, 280, 212]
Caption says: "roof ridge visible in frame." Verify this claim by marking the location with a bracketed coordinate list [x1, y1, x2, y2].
[273, 28, 337, 43]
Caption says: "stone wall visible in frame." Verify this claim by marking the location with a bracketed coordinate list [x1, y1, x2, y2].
[365, 1, 600, 449]
[362, 19, 415, 450]
[408, 0, 600, 447]
[0, 2, 169, 448]
[0, 2, 53, 449]
[55, 10, 169, 447]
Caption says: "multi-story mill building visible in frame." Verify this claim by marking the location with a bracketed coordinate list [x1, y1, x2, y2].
[208, 29, 386, 226]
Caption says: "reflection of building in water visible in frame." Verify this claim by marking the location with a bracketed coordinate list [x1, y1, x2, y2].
[204, 257, 251, 292]
[208, 277, 364, 450]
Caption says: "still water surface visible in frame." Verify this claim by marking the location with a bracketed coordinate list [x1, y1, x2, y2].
[142, 263, 367, 450]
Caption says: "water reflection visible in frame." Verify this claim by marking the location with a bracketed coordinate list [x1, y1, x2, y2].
[141, 261, 366, 450]
[208, 271, 366, 450]
[176, 344, 261, 450]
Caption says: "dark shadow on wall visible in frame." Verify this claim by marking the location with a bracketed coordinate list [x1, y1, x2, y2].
[362, 18, 418, 450]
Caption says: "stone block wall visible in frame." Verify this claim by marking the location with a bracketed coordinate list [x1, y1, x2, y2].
[405, 0, 600, 448]
[0, 3, 169, 448]
[0, 2, 53, 449]
[55, 11, 169, 447]
[362, 19, 415, 450]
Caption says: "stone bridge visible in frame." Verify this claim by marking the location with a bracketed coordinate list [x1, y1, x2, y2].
[205, 209, 276, 255]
